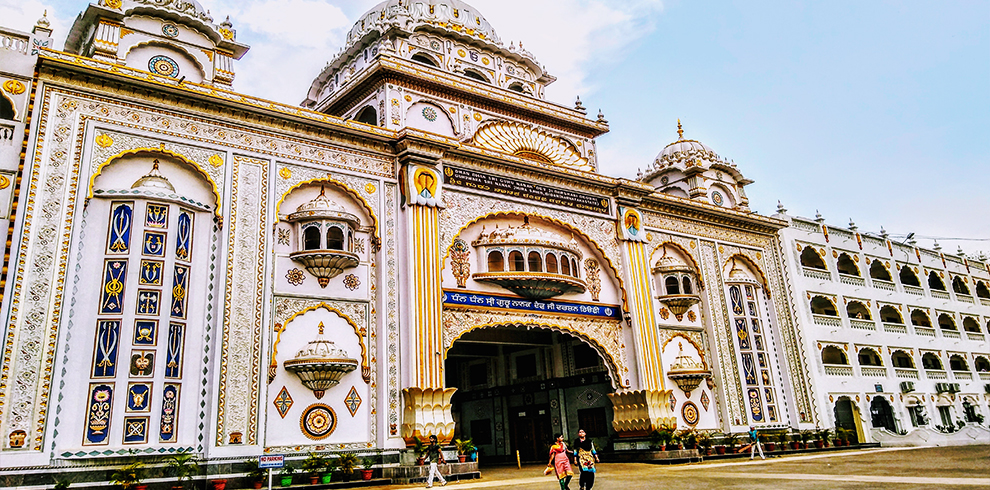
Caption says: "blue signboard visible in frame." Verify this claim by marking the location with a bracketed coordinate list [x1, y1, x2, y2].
[443, 290, 622, 320]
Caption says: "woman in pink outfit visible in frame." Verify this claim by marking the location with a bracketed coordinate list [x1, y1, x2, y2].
[546, 433, 574, 490]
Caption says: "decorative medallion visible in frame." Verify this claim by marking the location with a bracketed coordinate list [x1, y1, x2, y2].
[457, 49, 466, 57]
[8, 430, 26, 448]
[126, 383, 152, 412]
[658, 307, 670, 320]
[450, 238, 471, 288]
[102, 0, 122, 9]
[353, 238, 365, 254]
[273, 386, 293, 419]
[148, 55, 180, 78]
[208, 154, 224, 167]
[711, 191, 724, 207]
[422, 106, 438, 122]
[506, 65, 515, 75]
[473, 113, 482, 121]
[430, 40, 441, 50]
[286, 268, 305, 286]
[700, 391, 710, 411]
[0, 174, 8, 190]
[300, 404, 337, 440]
[471, 121, 591, 171]
[660, 175, 669, 186]
[130, 351, 155, 377]
[1, 79, 25, 95]
[687, 310, 697, 322]
[343, 273, 360, 291]
[277, 227, 291, 246]
[95, 133, 114, 148]
[279, 167, 292, 179]
[344, 386, 362, 416]
[681, 401, 699, 426]
[364, 182, 377, 194]
[162, 23, 179, 37]
[123, 417, 149, 444]
[585, 259, 601, 301]
[404, 95, 413, 102]
[160, 384, 179, 442]
[219, 27, 234, 40]
[578, 388, 602, 406]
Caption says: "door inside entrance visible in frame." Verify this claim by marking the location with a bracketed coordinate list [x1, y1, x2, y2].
[510, 405, 552, 462]
[834, 398, 859, 441]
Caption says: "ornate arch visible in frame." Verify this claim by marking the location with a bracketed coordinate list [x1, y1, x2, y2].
[661, 332, 708, 369]
[650, 241, 704, 289]
[276, 177, 380, 250]
[122, 39, 208, 78]
[722, 253, 771, 295]
[442, 211, 628, 312]
[269, 302, 370, 384]
[88, 147, 222, 221]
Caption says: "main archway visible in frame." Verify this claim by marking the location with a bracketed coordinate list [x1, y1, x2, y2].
[444, 325, 616, 463]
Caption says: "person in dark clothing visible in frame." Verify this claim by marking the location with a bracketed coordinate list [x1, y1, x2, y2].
[424, 435, 447, 488]
[572, 429, 599, 490]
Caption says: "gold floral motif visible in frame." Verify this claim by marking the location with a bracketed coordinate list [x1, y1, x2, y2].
[102, 0, 122, 9]
[0, 174, 10, 190]
[219, 28, 234, 40]
[2, 80, 25, 95]
[279, 167, 292, 179]
[95, 133, 114, 148]
[364, 182, 376, 194]
[404, 95, 412, 102]
[473, 113, 482, 121]
[208, 154, 224, 168]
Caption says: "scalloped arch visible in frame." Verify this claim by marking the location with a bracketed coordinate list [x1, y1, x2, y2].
[443, 211, 628, 312]
[651, 241, 704, 290]
[661, 332, 708, 369]
[269, 302, 370, 384]
[88, 147, 222, 221]
[122, 39, 207, 79]
[471, 120, 591, 171]
[445, 322, 622, 389]
[722, 253, 771, 296]
[276, 177, 380, 250]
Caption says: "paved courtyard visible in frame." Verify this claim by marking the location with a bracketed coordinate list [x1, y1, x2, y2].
[394, 445, 990, 489]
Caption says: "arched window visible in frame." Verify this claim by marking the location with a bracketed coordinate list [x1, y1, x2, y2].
[665, 277, 680, 295]
[837, 253, 859, 276]
[951, 277, 970, 295]
[976, 281, 990, 299]
[682, 277, 693, 294]
[900, 266, 920, 287]
[879, 305, 902, 323]
[846, 301, 871, 320]
[921, 353, 943, 370]
[304, 226, 322, 250]
[326, 227, 344, 250]
[963, 317, 980, 332]
[910, 309, 931, 327]
[354, 105, 378, 126]
[822, 346, 848, 365]
[869, 260, 892, 281]
[928, 271, 946, 291]
[949, 355, 968, 372]
[560, 256, 571, 275]
[810, 296, 838, 316]
[545, 254, 558, 273]
[464, 70, 489, 83]
[937, 313, 956, 331]
[858, 348, 882, 366]
[800, 247, 827, 270]
[528, 251, 542, 272]
[571, 258, 578, 277]
[0, 95, 13, 120]
[507, 82, 526, 93]
[411, 53, 438, 67]
[975, 356, 990, 372]
[891, 351, 914, 368]
[508, 251, 525, 272]
[488, 251, 504, 272]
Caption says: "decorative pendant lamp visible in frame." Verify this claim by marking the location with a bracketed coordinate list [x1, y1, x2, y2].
[666, 342, 711, 397]
[283, 322, 358, 399]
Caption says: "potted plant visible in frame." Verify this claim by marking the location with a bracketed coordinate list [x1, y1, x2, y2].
[337, 452, 359, 482]
[110, 461, 145, 490]
[454, 438, 475, 463]
[816, 428, 831, 448]
[360, 458, 375, 480]
[302, 453, 326, 485]
[53, 479, 70, 490]
[721, 433, 739, 453]
[245, 465, 267, 490]
[166, 451, 199, 490]
[799, 430, 814, 449]
[412, 437, 426, 465]
[322, 457, 339, 484]
[278, 465, 294, 487]
[678, 429, 697, 450]
[650, 428, 672, 450]
[696, 432, 713, 455]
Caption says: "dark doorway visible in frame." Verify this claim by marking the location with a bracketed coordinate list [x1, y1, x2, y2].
[509, 405, 552, 462]
[834, 398, 859, 441]
[870, 397, 896, 432]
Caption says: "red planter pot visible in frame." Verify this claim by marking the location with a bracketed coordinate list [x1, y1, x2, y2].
[766, 442, 776, 451]
[715, 446, 726, 455]
[211, 480, 227, 490]
[361, 469, 374, 480]
[814, 440, 824, 449]
[458, 454, 467, 463]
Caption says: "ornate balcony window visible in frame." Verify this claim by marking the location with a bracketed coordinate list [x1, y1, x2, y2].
[283, 322, 358, 399]
[666, 342, 711, 397]
[652, 245, 701, 320]
[286, 186, 360, 287]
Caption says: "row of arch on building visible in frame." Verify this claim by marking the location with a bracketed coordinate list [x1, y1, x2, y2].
[809, 295, 989, 333]
[821, 345, 990, 372]
[799, 246, 990, 298]
[485, 249, 582, 278]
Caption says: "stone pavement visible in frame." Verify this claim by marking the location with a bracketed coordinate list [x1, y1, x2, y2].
[389, 445, 990, 489]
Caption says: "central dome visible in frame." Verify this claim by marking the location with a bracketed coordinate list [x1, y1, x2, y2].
[346, 0, 501, 51]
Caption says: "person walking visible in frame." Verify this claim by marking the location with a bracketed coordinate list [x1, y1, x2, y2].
[424, 434, 448, 488]
[572, 429, 599, 490]
[748, 425, 765, 460]
[546, 433, 574, 490]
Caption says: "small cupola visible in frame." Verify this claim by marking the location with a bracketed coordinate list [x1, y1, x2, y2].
[130, 159, 175, 192]
[652, 245, 701, 320]
[666, 341, 711, 397]
[286, 186, 360, 287]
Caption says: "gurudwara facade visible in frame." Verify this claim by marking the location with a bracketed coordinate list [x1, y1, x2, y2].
[0, 0, 985, 485]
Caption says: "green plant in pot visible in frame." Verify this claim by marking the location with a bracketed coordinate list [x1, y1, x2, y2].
[302, 453, 326, 485]
[412, 437, 426, 465]
[166, 450, 199, 490]
[454, 438, 475, 463]
[816, 428, 831, 448]
[360, 457, 375, 481]
[696, 432, 713, 455]
[53, 478, 71, 490]
[278, 465, 294, 487]
[110, 461, 145, 490]
[244, 461, 267, 490]
[721, 432, 739, 453]
[337, 452, 359, 482]
[322, 456, 340, 484]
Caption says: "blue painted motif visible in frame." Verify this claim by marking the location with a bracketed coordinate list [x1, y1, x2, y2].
[146, 203, 168, 228]
[107, 203, 132, 253]
[729, 286, 743, 315]
[442, 290, 622, 319]
[133, 319, 157, 345]
[136, 289, 160, 315]
[100, 260, 127, 314]
[764, 387, 775, 405]
[85, 384, 113, 445]
[139, 260, 163, 286]
[126, 383, 152, 412]
[767, 405, 778, 422]
[171, 266, 188, 318]
[92, 320, 121, 378]
[735, 318, 750, 349]
[748, 388, 764, 422]
[175, 211, 192, 261]
[742, 353, 756, 385]
[143, 231, 166, 257]
[122, 417, 149, 444]
[754, 334, 764, 351]
[160, 384, 180, 442]
[165, 323, 184, 378]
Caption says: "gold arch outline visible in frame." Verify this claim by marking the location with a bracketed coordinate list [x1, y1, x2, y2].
[809, 294, 838, 312]
[855, 346, 884, 366]
[122, 39, 208, 80]
[88, 146, 222, 221]
[275, 177, 381, 250]
[660, 332, 708, 370]
[269, 302, 371, 384]
[650, 241, 704, 290]
[722, 253, 771, 296]
[0, 90, 18, 120]
[441, 211, 629, 313]
[407, 100, 456, 129]
[444, 320, 624, 389]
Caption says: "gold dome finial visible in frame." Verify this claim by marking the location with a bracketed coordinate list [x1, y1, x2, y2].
[676, 119, 683, 140]
[318, 321, 325, 335]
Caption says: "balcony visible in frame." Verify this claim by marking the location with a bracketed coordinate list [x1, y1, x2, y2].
[981, 298, 990, 307]
[813, 314, 841, 327]
[895, 368, 919, 379]
[956, 294, 974, 304]
[941, 330, 961, 340]
[965, 332, 986, 342]
[931, 290, 950, 300]
[872, 279, 896, 292]
[803, 267, 831, 281]
[850, 319, 876, 331]
[883, 323, 908, 334]
[860, 366, 887, 378]
[825, 365, 854, 376]
[904, 285, 924, 296]
[953, 371, 973, 381]
[980, 372, 990, 381]
[914, 326, 936, 338]
[925, 370, 948, 380]
[839, 274, 866, 287]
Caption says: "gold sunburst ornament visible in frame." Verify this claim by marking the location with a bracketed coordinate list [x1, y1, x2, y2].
[471, 121, 591, 171]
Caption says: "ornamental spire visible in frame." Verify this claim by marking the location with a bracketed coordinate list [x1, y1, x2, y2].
[677, 119, 684, 140]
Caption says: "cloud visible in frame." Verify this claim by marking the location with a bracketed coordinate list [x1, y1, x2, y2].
[235, 0, 351, 48]
[0, 0, 73, 48]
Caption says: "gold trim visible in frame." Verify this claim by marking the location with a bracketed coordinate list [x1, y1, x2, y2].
[275, 176, 381, 250]
[661, 333, 708, 369]
[721, 253, 771, 296]
[269, 302, 371, 384]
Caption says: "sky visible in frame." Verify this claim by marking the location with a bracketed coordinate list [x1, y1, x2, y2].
[2, 0, 988, 256]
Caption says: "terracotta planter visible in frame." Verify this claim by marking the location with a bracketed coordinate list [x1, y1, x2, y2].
[252, 482, 263, 489]
[766, 442, 776, 451]
[458, 454, 467, 463]
[361, 469, 373, 480]
[308, 476, 319, 485]
[715, 445, 726, 455]
[790, 442, 799, 450]
[134, 486, 148, 490]
[814, 440, 824, 449]
[703, 448, 712, 456]
[416, 457, 425, 466]
[211, 480, 227, 490]
[658, 445, 666, 451]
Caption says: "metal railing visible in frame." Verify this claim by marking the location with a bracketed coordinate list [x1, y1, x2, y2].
[825, 365, 854, 376]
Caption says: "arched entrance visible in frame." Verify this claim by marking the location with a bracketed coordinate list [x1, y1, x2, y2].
[444, 325, 616, 463]
[870, 396, 896, 432]
[834, 397, 862, 442]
